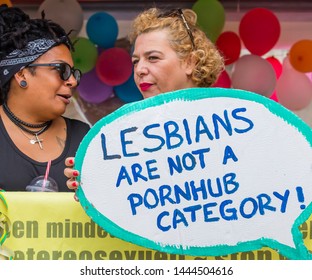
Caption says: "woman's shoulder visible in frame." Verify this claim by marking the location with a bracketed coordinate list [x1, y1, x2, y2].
[63, 117, 91, 133]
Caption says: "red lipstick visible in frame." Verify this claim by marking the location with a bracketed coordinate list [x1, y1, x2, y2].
[140, 83, 152, 91]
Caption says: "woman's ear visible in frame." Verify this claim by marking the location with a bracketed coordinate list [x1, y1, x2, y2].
[184, 53, 196, 76]
[14, 69, 28, 88]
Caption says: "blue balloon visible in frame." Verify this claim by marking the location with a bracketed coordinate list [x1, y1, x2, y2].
[114, 73, 143, 103]
[86, 12, 118, 49]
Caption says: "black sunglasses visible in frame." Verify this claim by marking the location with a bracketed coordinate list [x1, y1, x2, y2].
[157, 8, 195, 49]
[27, 62, 82, 85]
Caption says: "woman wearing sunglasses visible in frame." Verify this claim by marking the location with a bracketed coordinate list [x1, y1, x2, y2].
[0, 5, 90, 191]
[65, 7, 224, 193]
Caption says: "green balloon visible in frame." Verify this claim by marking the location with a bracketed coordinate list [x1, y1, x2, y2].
[72, 37, 98, 73]
[192, 0, 225, 43]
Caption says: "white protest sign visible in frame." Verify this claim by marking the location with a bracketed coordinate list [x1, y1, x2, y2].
[75, 88, 312, 259]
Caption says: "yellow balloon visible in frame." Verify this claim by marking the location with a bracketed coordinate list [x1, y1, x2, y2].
[289, 40, 312, 73]
[0, 0, 12, 7]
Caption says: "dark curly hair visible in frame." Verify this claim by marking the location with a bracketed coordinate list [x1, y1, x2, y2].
[0, 4, 74, 104]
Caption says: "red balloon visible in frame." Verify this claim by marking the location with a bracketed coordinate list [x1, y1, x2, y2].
[266, 56, 282, 79]
[96, 47, 133, 86]
[270, 91, 279, 102]
[212, 70, 231, 88]
[266, 57, 282, 102]
[216, 31, 241, 65]
[239, 8, 281, 56]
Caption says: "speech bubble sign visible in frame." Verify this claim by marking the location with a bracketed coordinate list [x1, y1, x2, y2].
[75, 88, 312, 260]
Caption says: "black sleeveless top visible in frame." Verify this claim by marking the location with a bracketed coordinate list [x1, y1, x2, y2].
[0, 117, 90, 192]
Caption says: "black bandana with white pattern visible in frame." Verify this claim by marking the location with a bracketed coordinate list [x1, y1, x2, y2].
[0, 37, 68, 87]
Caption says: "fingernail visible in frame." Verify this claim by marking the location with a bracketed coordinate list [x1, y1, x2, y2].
[72, 181, 78, 187]
[74, 194, 79, 202]
[73, 171, 79, 176]
[69, 159, 74, 164]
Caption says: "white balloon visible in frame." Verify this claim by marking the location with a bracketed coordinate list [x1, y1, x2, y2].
[37, 0, 83, 38]
[231, 54, 276, 97]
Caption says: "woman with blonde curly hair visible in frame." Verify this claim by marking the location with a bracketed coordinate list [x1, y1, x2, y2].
[65, 7, 224, 191]
[128, 7, 224, 99]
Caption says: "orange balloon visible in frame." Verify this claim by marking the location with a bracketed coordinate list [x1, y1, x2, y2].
[0, 0, 12, 7]
[289, 40, 312, 73]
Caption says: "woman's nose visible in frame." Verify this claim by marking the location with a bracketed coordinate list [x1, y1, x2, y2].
[65, 74, 78, 88]
[135, 61, 149, 77]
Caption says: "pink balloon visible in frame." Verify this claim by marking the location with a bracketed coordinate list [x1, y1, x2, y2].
[276, 57, 312, 111]
[212, 70, 231, 88]
[37, 0, 83, 38]
[231, 54, 276, 97]
[96, 47, 133, 86]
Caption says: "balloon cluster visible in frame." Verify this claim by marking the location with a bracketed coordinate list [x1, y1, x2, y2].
[75, 11, 142, 105]
[193, 0, 312, 111]
[36, 0, 142, 111]
[34, 0, 312, 119]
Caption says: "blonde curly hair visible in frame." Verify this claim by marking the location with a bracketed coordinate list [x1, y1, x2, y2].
[128, 8, 224, 87]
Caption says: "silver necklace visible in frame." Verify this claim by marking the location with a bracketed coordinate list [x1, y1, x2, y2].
[3, 102, 51, 150]
[19, 127, 45, 150]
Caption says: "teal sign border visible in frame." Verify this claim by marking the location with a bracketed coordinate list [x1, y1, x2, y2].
[75, 87, 312, 260]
